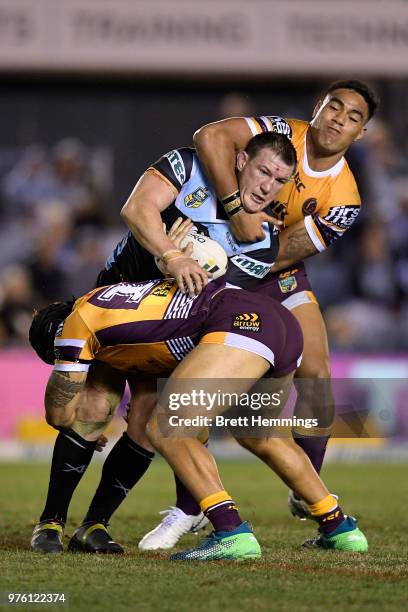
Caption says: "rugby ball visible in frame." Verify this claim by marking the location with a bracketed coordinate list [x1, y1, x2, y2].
[155, 231, 228, 279]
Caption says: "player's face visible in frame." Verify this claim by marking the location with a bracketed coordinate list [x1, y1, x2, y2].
[236, 148, 294, 213]
[310, 88, 369, 155]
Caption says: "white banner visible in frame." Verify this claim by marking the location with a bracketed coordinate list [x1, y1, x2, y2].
[0, 0, 408, 75]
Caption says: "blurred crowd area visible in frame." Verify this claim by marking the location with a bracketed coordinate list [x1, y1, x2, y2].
[0, 91, 407, 352]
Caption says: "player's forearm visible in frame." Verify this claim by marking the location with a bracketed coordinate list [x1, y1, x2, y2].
[272, 222, 318, 272]
[44, 371, 87, 430]
[194, 123, 240, 199]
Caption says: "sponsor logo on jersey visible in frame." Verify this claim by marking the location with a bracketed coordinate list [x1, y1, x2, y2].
[268, 116, 292, 138]
[152, 280, 174, 297]
[324, 205, 360, 228]
[232, 313, 261, 332]
[269, 200, 288, 222]
[302, 198, 317, 215]
[231, 254, 271, 278]
[165, 150, 186, 185]
[293, 172, 306, 192]
[278, 275, 298, 293]
[184, 186, 209, 208]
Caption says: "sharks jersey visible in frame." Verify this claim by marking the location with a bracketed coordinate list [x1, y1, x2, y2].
[100, 148, 279, 290]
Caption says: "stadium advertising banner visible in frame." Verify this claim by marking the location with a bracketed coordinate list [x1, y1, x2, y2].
[0, 0, 408, 75]
[1, 349, 407, 458]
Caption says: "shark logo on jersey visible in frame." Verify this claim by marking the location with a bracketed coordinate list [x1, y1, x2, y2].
[324, 205, 360, 229]
[184, 186, 209, 208]
[165, 150, 186, 185]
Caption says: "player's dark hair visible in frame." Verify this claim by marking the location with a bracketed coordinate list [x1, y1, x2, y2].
[324, 80, 379, 121]
[245, 132, 297, 173]
[29, 300, 75, 365]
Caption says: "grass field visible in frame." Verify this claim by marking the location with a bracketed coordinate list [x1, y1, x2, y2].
[1, 459, 407, 611]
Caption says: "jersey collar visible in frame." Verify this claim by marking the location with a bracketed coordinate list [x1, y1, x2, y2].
[302, 133, 345, 178]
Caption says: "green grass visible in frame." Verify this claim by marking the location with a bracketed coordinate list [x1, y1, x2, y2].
[1, 460, 408, 611]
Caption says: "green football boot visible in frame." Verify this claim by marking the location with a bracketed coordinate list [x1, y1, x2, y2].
[68, 522, 124, 554]
[170, 521, 261, 561]
[31, 520, 64, 553]
[302, 516, 368, 552]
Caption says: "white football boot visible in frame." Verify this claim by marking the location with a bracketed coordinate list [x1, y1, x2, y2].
[138, 507, 209, 550]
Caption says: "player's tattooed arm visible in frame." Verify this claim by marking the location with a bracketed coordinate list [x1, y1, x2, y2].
[272, 220, 318, 272]
[44, 370, 88, 430]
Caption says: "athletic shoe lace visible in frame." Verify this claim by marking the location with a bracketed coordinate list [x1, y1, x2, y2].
[158, 507, 185, 528]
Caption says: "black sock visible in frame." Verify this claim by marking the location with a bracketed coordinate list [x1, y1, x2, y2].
[83, 432, 154, 525]
[40, 429, 97, 524]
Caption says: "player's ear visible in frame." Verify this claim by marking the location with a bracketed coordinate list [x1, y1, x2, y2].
[354, 126, 367, 142]
[236, 150, 248, 172]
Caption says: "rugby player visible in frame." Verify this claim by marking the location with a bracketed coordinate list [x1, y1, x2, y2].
[30, 132, 297, 554]
[139, 80, 379, 549]
[29, 277, 368, 560]
[188, 78, 379, 513]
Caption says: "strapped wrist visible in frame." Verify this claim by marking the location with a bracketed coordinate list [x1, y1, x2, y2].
[222, 190, 244, 217]
[161, 249, 184, 265]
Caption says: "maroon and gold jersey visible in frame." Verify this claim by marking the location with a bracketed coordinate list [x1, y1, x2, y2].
[245, 117, 360, 252]
[53, 278, 303, 378]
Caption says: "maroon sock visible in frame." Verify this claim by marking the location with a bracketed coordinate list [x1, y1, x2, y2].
[316, 505, 345, 535]
[205, 500, 243, 533]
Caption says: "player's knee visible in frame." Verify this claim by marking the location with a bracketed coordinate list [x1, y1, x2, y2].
[297, 356, 331, 380]
[71, 417, 112, 441]
[45, 409, 75, 430]
[236, 436, 266, 457]
[76, 395, 118, 424]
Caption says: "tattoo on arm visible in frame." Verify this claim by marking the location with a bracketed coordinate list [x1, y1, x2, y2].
[280, 226, 318, 263]
[45, 371, 85, 411]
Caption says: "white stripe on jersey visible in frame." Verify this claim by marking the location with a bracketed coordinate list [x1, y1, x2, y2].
[164, 291, 197, 319]
[166, 336, 195, 361]
[53, 363, 90, 372]
[55, 339, 86, 348]
[244, 117, 260, 136]
[304, 216, 326, 252]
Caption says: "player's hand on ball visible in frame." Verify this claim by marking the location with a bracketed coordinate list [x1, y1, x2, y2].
[164, 248, 210, 297]
[229, 208, 282, 242]
[162, 217, 211, 297]
[167, 217, 193, 247]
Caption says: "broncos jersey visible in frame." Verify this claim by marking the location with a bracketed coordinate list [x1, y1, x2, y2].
[245, 117, 361, 251]
[53, 278, 303, 378]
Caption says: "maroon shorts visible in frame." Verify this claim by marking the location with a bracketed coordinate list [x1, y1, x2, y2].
[200, 288, 303, 377]
[252, 262, 317, 310]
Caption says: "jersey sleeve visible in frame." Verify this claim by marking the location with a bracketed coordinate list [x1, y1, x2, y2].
[147, 147, 195, 192]
[304, 171, 361, 251]
[244, 116, 292, 139]
[53, 307, 99, 373]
